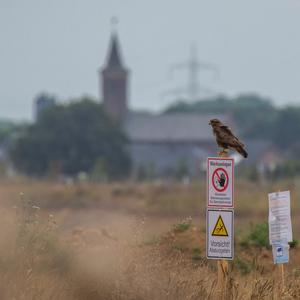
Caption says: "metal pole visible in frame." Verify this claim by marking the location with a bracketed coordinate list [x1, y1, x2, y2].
[217, 150, 229, 299]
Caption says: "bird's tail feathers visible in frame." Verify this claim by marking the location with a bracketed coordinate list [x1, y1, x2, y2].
[237, 147, 248, 158]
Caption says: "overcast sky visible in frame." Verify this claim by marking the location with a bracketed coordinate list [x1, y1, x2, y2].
[1, 0, 300, 120]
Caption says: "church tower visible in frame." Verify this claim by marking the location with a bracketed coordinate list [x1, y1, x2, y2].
[100, 31, 129, 122]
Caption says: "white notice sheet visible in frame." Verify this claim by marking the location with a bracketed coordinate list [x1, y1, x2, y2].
[268, 191, 292, 244]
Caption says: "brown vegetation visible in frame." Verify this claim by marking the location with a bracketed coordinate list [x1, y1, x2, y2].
[0, 178, 299, 299]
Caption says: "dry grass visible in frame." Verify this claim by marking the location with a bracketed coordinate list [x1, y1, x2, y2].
[0, 178, 299, 299]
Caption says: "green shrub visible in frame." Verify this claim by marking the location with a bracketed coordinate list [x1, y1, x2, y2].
[235, 257, 252, 275]
[289, 239, 298, 248]
[172, 243, 188, 252]
[241, 222, 270, 249]
[173, 217, 192, 233]
[192, 247, 202, 261]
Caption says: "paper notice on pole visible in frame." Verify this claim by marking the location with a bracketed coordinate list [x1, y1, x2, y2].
[268, 191, 292, 245]
[272, 243, 289, 264]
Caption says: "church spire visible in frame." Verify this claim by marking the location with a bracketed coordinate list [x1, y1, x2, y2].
[105, 17, 124, 69]
[100, 19, 129, 123]
[106, 33, 123, 68]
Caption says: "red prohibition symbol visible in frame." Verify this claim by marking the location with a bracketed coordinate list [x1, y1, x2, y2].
[212, 168, 229, 192]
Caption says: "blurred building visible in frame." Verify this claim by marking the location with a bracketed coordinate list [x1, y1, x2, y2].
[100, 32, 128, 122]
[34, 93, 56, 120]
[239, 140, 282, 174]
[100, 31, 232, 177]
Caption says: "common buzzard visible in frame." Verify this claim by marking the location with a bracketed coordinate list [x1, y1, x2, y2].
[209, 119, 248, 158]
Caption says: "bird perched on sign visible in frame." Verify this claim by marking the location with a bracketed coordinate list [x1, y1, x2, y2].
[209, 119, 248, 158]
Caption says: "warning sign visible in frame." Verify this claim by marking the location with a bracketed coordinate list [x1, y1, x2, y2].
[207, 209, 234, 260]
[212, 215, 228, 236]
[207, 157, 234, 207]
[212, 168, 229, 192]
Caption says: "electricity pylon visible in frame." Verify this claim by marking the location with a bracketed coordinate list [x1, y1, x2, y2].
[167, 44, 219, 101]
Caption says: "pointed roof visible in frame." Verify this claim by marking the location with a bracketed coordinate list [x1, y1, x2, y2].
[105, 32, 124, 69]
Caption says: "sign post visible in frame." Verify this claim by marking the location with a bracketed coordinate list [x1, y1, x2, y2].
[268, 190, 293, 292]
[206, 153, 234, 299]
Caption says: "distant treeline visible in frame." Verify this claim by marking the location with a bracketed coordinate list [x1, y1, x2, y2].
[7, 98, 131, 179]
[1, 93, 300, 179]
[165, 94, 300, 155]
[0, 120, 20, 143]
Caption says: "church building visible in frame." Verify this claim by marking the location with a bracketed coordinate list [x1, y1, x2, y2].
[100, 31, 230, 177]
[101, 32, 128, 122]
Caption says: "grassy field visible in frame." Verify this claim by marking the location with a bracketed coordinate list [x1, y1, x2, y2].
[0, 178, 299, 299]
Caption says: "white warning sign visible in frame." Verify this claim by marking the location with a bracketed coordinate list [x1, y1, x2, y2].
[207, 209, 234, 260]
[207, 157, 234, 208]
[268, 191, 293, 245]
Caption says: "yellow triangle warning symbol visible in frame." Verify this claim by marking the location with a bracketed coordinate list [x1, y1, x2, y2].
[212, 215, 228, 236]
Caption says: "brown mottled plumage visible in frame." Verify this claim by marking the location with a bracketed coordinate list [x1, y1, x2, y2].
[209, 119, 248, 158]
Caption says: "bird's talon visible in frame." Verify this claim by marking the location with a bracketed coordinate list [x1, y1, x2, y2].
[218, 150, 229, 157]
